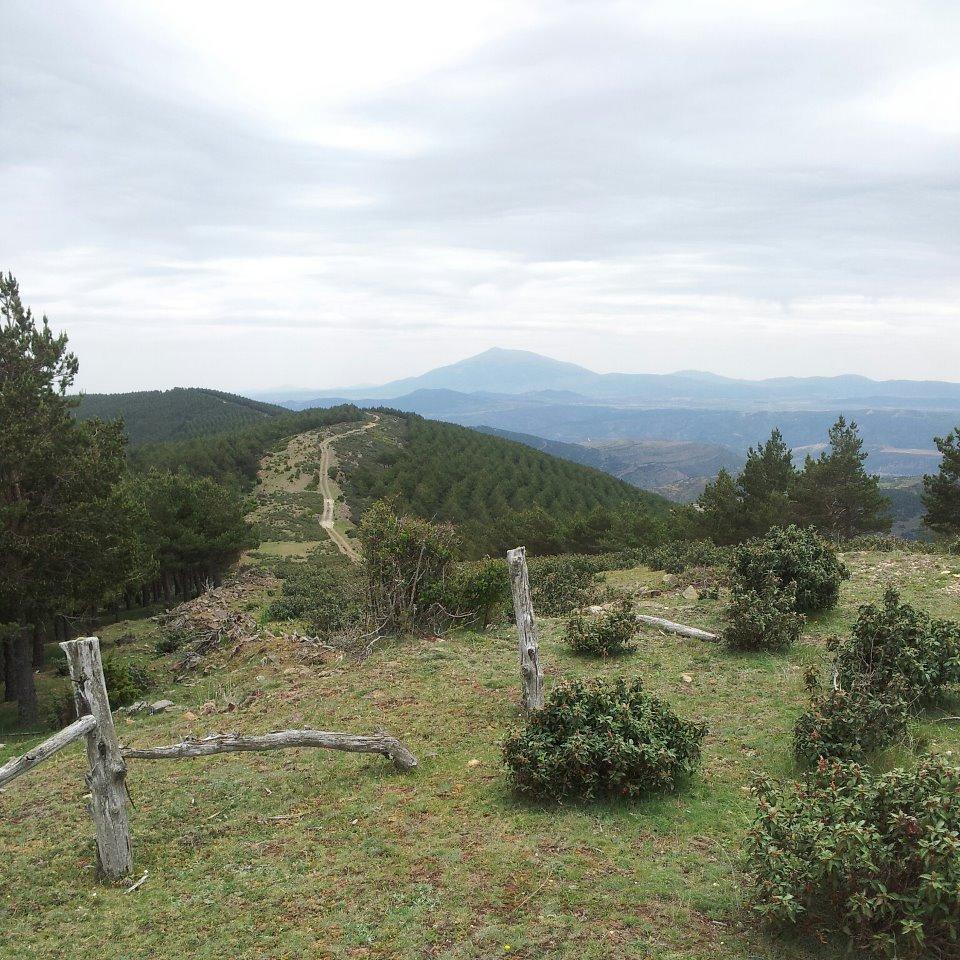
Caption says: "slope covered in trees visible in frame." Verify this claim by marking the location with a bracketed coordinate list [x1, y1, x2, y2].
[336, 413, 672, 556]
[73, 388, 286, 445]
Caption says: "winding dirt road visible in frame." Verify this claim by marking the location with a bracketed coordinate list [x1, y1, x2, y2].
[317, 415, 379, 562]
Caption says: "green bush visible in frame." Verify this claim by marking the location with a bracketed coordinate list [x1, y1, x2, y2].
[564, 599, 638, 656]
[793, 681, 908, 764]
[444, 558, 510, 627]
[644, 539, 730, 574]
[503, 677, 706, 800]
[745, 757, 960, 958]
[266, 557, 363, 635]
[834, 588, 960, 704]
[721, 573, 805, 652]
[731, 525, 848, 614]
[527, 554, 606, 616]
[357, 500, 459, 633]
[101, 656, 152, 708]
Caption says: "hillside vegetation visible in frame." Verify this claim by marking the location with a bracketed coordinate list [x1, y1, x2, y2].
[73, 388, 285, 445]
[335, 413, 672, 556]
[5, 547, 960, 959]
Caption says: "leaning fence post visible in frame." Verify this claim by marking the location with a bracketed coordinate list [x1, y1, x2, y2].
[507, 546, 544, 711]
[60, 636, 133, 881]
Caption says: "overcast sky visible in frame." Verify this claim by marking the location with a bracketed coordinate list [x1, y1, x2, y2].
[2, 1, 959, 392]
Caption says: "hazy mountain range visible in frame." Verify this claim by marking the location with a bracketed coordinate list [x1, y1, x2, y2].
[253, 349, 958, 486]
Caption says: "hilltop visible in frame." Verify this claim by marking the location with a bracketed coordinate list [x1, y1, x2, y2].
[73, 388, 285, 445]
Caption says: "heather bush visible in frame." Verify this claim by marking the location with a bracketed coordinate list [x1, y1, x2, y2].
[565, 599, 638, 657]
[746, 757, 960, 958]
[731, 525, 848, 614]
[503, 677, 706, 800]
[721, 573, 804, 652]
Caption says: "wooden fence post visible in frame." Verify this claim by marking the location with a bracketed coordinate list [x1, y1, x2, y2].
[507, 546, 544, 711]
[60, 636, 134, 881]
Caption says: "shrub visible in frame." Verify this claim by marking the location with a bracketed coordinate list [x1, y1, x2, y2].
[101, 656, 151, 708]
[565, 599, 638, 656]
[266, 557, 364, 635]
[357, 500, 459, 633]
[834, 588, 960, 704]
[503, 677, 706, 800]
[644, 539, 731, 574]
[731, 525, 848, 614]
[527, 554, 606, 616]
[444, 558, 510, 628]
[721, 573, 804, 652]
[745, 757, 960, 958]
[793, 682, 908, 764]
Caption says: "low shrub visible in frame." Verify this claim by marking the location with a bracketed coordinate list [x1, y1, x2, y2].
[266, 558, 364, 636]
[565, 599, 638, 657]
[745, 757, 960, 958]
[833, 587, 960, 704]
[721, 573, 804, 652]
[527, 554, 606, 616]
[503, 677, 706, 800]
[644, 539, 731, 574]
[731, 525, 848, 614]
[793, 681, 908, 764]
[444, 558, 510, 627]
[101, 656, 152, 708]
[844, 534, 936, 554]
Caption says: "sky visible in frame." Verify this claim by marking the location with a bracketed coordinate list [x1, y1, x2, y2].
[2, 0, 959, 393]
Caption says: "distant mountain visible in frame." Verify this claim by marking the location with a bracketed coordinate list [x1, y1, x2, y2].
[285, 348, 960, 408]
[73, 388, 285, 445]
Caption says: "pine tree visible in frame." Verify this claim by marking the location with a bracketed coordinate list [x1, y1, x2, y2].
[0, 273, 146, 722]
[697, 468, 744, 545]
[922, 428, 960, 538]
[793, 416, 890, 540]
[737, 429, 797, 538]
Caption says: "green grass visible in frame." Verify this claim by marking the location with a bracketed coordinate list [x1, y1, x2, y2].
[2, 551, 960, 958]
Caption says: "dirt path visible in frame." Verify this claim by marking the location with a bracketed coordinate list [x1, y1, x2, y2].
[318, 415, 379, 562]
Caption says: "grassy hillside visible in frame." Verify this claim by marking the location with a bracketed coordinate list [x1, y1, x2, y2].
[4, 548, 960, 958]
[335, 413, 672, 555]
[73, 388, 286, 445]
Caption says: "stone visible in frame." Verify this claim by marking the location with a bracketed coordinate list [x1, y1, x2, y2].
[149, 699, 175, 714]
[662, 574, 677, 587]
[682, 586, 699, 602]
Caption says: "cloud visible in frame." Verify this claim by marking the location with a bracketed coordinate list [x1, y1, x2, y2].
[1, 0, 958, 391]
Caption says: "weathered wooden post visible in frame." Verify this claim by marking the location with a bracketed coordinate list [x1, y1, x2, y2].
[60, 636, 134, 881]
[507, 546, 544, 711]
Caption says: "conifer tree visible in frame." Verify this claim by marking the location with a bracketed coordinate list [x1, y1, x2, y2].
[0, 273, 146, 722]
[737, 429, 797, 538]
[922, 427, 960, 538]
[793, 416, 890, 540]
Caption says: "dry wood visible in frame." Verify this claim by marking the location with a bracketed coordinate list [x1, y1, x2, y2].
[121, 729, 419, 771]
[507, 546, 544, 711]
[636, 615, 717, 642]
[61, 636, 134, 881]
[0, 714, 97, 788]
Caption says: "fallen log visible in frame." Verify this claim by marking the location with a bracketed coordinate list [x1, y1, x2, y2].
[121, 729, 418, 771]
[0, 714, 97, 789]
[636, 615, 717, 642]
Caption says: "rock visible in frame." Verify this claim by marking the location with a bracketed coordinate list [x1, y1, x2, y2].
[126, 700, 148, 715]
[682, 586, 699, 602]
[681, 674, 693, 684]
[282, 667, 299, 676]
[662, 574, 677, 587]
[200, 700, 217, 715]
[467, 758, 481, 768]
[149, 699, 175, 715]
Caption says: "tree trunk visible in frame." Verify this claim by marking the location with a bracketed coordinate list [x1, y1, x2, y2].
[14, 629, 38, 725]
[32, 622, 46, 669]
[3, 638, 17, 701]
[507, 546, 544, 711]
